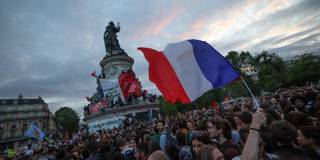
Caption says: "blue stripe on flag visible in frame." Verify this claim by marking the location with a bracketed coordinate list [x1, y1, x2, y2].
[188, 39, 240, 88]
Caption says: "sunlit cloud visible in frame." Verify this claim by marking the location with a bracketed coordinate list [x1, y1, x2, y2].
[128, 4, 186, 40]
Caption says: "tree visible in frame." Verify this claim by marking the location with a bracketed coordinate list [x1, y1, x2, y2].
[192, 89, 224, 109]
[286, 53, 320, 86]
[226, 51, 255, 74]
[253, 51, 287, 92]
[225, 51, 259, 96]
[55, 107, 79, 134]
[158, 96, 178, 116]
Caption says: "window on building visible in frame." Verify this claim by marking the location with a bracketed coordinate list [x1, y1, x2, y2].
[5, 114, 11, 120]
[22, 123, 28, 135]
[42, 122, 46, 131]
[7, 106, 12, 112]
[17, 105, 22, 111]
[10, 125, 16, 137]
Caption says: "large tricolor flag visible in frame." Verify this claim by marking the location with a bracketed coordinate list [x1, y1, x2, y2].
[138, 39, 239, 103]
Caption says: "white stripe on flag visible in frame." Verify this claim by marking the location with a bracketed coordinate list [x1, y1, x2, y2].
[162, 41, 212, 101]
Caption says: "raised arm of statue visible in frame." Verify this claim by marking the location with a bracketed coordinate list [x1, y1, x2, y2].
[103, 21, 126, 54]
[115, 22, 120, 32]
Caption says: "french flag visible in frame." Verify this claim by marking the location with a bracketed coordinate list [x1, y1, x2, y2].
[138, 39, 239, 103]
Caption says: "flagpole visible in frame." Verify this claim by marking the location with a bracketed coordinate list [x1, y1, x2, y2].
[194, 103, 200, 111]
[240, 76, 260, 108]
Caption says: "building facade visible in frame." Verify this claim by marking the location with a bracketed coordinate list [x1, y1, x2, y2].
[0, 94, 56, 153]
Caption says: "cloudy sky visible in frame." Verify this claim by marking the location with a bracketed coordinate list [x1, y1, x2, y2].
[1, 0, 320, 117]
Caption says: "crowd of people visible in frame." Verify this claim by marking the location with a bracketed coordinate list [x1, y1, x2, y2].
[2, 83, 320, 160]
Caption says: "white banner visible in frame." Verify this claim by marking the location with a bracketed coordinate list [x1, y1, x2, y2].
[87, 116, 126, 133]
[99, 78, 124, 104]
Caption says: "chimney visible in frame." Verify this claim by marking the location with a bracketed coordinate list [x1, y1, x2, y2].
[18, 93, 23, 100]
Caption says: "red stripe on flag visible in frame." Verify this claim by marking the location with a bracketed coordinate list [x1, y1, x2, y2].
[138, 47, 190, 103]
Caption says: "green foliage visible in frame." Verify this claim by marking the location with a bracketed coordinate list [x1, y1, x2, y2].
[254, 51, 288, 91]
[225, 51, 259, 95]
[226, 51, 255, 73]
[55, 107, 79, 134]
[193, 88, 225, 108]
[286, 54, 320, 86]
[176, 102, 194, 113]
[159, 96, 178, 116]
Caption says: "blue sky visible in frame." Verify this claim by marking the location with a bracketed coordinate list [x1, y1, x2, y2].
[0, 0, 319, 116]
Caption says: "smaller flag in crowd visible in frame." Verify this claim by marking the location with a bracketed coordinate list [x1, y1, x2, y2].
[100, 97, 109, 107]
[89, 97, 109, 114]
[211, 100, 217, 109]
[89, 102, 102, 114]
[118, 70, 143, 98]
[25, 123, 45, 140]
[127, 81, 142, 97]
[90, 71, 97, 78]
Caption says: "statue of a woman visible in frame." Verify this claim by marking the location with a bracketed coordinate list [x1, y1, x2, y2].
[104, 21, 122, 54]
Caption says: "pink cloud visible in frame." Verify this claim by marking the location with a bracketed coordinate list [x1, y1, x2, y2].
[128, 5, 185, 40]
[178, 19, 207, 40]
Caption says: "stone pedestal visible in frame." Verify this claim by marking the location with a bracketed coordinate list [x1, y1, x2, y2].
[100, 53, 134, 80]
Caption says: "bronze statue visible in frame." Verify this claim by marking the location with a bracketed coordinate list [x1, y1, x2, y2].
[103, 21, 123, 54]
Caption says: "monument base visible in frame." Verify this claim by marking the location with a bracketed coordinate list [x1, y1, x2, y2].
[84, 103, 160, 133]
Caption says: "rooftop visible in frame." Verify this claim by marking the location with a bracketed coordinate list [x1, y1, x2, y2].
[0, 94, 46, 105]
